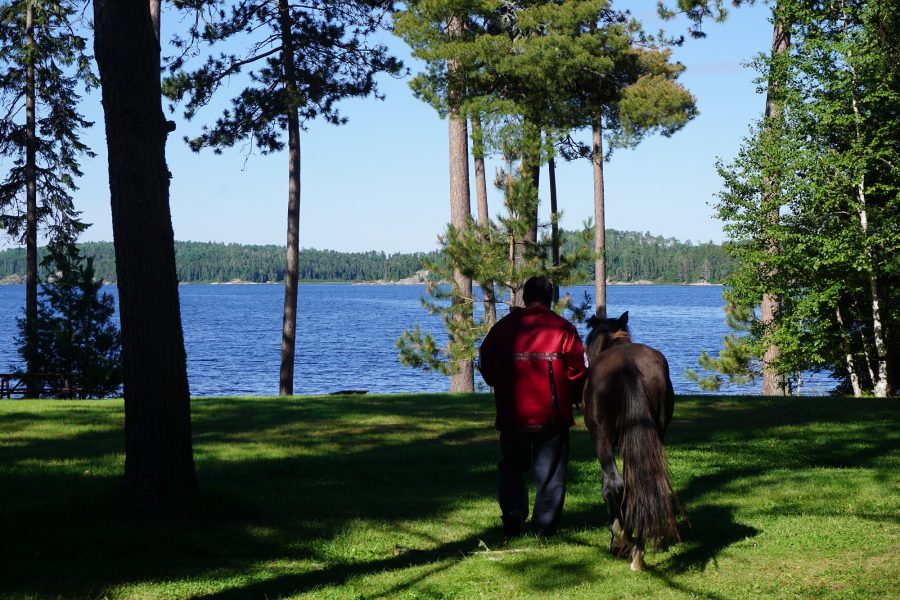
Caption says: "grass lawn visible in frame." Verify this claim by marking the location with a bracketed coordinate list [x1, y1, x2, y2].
[1, 394, 897, 599]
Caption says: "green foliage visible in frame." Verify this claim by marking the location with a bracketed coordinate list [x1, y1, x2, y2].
[569, 228, 736, 283]
[394, 1, 699, 376]
[0, 234, 736, 285]
[397, 1, 697, 163]
[0, 0, 93, 244]
[657, 0, 737, 39]
[164, 0, 402, 152]
[686, 300, 755, 391]
[0, 241, 445, 283]
[397, 163, 595, 375]
[711, 0, 900, 395]
[16, 242, 122, 398]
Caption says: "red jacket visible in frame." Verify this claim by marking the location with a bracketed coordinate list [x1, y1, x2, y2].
[479, 305, 587, 432]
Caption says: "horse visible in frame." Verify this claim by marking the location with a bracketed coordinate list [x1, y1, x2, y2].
[582, 311, 679, 571]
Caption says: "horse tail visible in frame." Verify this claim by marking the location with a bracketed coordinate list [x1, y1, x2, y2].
[619, 364, 679, 550]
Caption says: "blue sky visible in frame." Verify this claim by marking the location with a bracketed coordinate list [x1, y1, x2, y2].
[12, 1, 776, 254]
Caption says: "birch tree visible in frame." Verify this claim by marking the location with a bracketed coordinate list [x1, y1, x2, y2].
[711, 0, 898, 396]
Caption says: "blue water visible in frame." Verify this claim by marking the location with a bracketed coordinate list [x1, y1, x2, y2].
[0, 283, 836, 396]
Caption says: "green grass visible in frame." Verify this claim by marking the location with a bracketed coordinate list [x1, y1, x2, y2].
[1, 394, 897, 599]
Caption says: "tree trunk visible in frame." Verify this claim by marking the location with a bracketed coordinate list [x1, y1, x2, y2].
[760, 16, 790, 396]
[856, 177, 889, 397]
[521, 120, 540, 246]
[844, 35, 890, 397]
[447, 14, 473, 393]
[548, 156, 560, 305]
[93, 0, 196, 514]
[471, 114, 495, 326]
[835, 305, 863, 397]
[592, 117, 607, 319]
[277, 0, 301, 396]
[149, 0, 160, 41]
[24, 2, 37, 394]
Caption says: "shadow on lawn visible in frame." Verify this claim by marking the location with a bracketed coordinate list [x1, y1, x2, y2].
[0, 395, 501, 598]
[0, 394, 897, 598]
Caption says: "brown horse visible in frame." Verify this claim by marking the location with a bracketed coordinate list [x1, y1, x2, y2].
[583, 311, 678, 570]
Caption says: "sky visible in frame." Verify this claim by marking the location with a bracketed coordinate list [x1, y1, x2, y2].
[5, 1, 777, 254]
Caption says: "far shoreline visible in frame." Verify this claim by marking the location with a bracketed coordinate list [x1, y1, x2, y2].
[0, 279, 724, 287]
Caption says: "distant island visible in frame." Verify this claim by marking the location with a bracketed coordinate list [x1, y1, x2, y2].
[0, 230, 735, 285]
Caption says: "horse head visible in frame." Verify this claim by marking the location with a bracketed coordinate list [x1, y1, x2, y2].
[585, 311, 631, 362]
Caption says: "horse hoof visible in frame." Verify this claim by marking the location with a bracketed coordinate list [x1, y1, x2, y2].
[630, 549, 646, 571]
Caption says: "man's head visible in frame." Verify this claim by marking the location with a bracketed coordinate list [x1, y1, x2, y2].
[523, 276, 553, 308]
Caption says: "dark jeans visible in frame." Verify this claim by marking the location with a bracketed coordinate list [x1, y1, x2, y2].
[498, 429, 570, 536]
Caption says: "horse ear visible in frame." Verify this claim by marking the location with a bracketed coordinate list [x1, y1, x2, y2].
[586, 315, 599, 329]
[619, 311, 629, 325]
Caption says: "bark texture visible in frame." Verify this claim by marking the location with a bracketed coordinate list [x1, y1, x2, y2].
[447, 15, 473, 393]
[835, 306, 863, 397]
[93, 0, 196, 513]
[548, 156, 560, 305]
[24, 2, 37, 391]
[522, 120, 540, 245]
[760, 18, 790, 396]
[277, 0, 302, 396]
[592, 118, 607, 319]
[845, 40, 890, 398]
[471, 114, 496, 326]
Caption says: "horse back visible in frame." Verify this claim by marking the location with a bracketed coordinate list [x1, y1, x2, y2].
[584, 343, 674, 437]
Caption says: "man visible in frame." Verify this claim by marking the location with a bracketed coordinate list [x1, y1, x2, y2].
[479, 276, 588, 538]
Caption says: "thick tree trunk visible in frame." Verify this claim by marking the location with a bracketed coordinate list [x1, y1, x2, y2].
[277, 0, 301, 396]
[548, 156, 560, 305]
[447, 15, 473, 393]
[760, 17, 790, 396]
[471, 114, 495, 326]
[149, 0, 160, 41]
[93, 0, 196, 514]
[591, 118, 607, 319]
[24, 3, 37, 393]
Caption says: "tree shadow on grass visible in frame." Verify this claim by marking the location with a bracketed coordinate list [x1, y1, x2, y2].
[494, 553, 595, 594]
[191, 526, 507, 600]
[0, 395, 502, 598]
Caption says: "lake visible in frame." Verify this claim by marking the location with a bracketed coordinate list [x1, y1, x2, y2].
[0, 283, 836, 396]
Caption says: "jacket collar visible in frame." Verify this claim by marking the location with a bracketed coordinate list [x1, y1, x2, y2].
[514, 304, 551, 315]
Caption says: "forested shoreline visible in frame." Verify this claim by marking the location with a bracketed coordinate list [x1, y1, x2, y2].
[0, 231, 734, 285]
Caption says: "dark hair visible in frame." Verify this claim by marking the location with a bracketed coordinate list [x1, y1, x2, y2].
[523, 276, 553, 307]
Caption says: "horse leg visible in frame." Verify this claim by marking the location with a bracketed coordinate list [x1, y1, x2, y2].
[630, 544, 646, 571]
[592, 429, 628, 556]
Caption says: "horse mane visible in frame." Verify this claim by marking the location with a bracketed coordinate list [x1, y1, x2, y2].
[610, 330, 632, 344]
[586, 319, 632, 359]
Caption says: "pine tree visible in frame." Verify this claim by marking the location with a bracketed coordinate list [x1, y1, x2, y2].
[397, 160, 595, 380]
[165, 0, 401, 396]
[0, 0, 94, 389]
[17, 240, 122, 398]
[93, 0, 197, 513]
[396, 1, 696, 381]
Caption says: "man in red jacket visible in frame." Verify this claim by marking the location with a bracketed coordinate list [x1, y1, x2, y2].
[479, 276, 587, 538]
